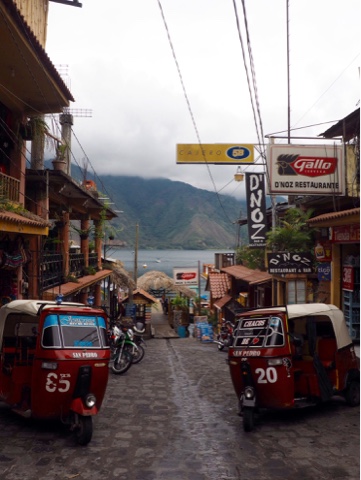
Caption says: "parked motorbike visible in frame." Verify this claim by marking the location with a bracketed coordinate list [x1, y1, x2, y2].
[108, 322, 138, 375]
[131, 322, 146, 364]
[214, 319, 234, 351]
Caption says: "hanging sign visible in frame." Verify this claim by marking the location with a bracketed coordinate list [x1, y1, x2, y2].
[267, 144, 344, 195]
[267, 252, 313, 274]
[176, 144, 254, 164]
[245, 173, 267, 247]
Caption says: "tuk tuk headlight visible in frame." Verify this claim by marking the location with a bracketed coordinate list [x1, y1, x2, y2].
[85, 394, 97, 408]
[244, 386, 254, 400]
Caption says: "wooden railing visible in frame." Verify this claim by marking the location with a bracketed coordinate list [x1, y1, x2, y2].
[0, 172, 20, 202]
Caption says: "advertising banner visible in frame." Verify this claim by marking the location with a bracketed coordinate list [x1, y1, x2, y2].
[173, 267, 198, 285]
[332, 225, 360, 243]
[177, 144, 254, 164]
[245, 173, 267, 247]
[342, 266, 354, 291]
[318, 263, 332, 282]
[267, 144, 344, 195]
[267, 252, 313, 274]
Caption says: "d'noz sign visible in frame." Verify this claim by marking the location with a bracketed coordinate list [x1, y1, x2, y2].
[267, 252, 313, 274]
[246, 173, 267, 247]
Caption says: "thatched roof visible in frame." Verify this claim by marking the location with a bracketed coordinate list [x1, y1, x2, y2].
[136, 270, 196, 298]
[110, 260, 136, 290]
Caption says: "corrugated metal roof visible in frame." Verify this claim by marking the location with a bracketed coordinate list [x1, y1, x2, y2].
[307, 207, 360, 225]
[43, 269, 113, 299]
[221, 265, 272, 285]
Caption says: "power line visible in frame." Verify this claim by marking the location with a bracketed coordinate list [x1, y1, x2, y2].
[156, 0, 237, 226]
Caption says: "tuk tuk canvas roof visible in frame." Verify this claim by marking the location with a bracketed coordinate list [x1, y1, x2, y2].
[258, 304, 352, 350]
[0, 300, 84, 346]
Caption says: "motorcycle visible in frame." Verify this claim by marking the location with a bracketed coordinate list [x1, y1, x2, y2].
[109, 322, 139, 375]
[214, 319, 234, 351]
[131, 322, 146, 364]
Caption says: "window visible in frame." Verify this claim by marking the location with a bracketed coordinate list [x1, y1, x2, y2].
[42, 314, 108, 348]
[287, 279, 306, 304]
[233, 315, 285, 348]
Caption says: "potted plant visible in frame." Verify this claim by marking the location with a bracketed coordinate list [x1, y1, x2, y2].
[71, 224, 95, 240]
[52, 143, 68, 172]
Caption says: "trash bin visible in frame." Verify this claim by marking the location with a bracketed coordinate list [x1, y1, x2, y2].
[177, 326, 187, 338]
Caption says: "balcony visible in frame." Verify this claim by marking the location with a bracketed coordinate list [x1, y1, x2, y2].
[40, 253, 63, 291]
[0, 172, 20, 203]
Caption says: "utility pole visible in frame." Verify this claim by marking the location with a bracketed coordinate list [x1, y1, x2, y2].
[134, 224, 139, 286]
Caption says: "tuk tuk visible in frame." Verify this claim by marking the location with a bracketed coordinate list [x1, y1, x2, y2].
[228, 303, 360, 432]
[0, 299, 110, 445]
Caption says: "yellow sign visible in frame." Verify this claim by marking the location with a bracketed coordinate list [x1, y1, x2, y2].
[177, 144, 254, 164]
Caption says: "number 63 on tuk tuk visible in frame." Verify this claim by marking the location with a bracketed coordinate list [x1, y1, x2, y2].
[228, 303, 360, 432]
[0, 299, 110, 445]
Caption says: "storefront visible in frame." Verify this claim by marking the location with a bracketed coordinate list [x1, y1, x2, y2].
[308, 208, 360, 341]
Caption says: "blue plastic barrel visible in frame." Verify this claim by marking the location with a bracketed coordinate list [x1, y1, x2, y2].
[177, 326, 187, 338]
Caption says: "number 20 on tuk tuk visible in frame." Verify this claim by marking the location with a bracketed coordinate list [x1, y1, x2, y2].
[228, 303, 360, 432]
[0, 299, 110, 445]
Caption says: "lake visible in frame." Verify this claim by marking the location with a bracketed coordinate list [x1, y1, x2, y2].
[105, 248, 234, 296]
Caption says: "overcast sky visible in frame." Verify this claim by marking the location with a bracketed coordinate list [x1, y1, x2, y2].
[45, 0, 360, 200]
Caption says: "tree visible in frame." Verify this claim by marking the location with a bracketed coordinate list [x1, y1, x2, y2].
[266, 208, 315, 252]
[235, 246, 265, 270]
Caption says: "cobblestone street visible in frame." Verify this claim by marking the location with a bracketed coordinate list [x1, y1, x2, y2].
[0, 337, 359, 480]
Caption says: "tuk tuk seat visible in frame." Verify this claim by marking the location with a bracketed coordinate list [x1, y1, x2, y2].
[317, 337, 337, 369]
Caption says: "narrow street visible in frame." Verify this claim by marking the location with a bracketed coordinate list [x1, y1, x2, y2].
[0, 334, 359, 480]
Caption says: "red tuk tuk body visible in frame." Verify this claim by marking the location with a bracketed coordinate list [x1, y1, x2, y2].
[0, 300, 110, 445]
[228, 304, 360, 432]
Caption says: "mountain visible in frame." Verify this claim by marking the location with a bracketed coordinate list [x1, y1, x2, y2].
[94, 175, 247, 249]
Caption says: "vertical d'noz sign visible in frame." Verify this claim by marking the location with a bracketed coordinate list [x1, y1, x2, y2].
[246, 173, 267, 247]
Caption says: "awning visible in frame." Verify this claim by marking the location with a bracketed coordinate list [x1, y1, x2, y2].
[42, 269, 113, 300]
[221, 265, 272, 285]
[213, 294, 233, 310]
[307, 207, 360, 227]
[0, 210, 49, 235]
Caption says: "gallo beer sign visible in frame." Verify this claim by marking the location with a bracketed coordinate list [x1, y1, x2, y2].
[267, 145, 344, 195]
[173, 267, 198, 286]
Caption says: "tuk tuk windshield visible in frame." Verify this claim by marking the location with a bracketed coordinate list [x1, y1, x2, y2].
[42, 314, 108, 349]
[233, 315, 285, 348]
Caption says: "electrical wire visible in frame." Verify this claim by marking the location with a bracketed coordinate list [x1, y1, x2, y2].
[156, 0, 238, 226]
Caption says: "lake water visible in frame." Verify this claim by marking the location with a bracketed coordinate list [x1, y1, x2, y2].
[105, 248, 234, 297]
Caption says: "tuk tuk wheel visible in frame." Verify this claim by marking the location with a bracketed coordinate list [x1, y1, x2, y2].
[76, 416, 93, 446]
[345, 380, 360, 407]
[243, 407, 254, 432]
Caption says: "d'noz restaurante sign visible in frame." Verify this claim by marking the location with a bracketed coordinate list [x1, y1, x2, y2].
[267, 252, 313, 274]
[267, 144, 344, 196]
